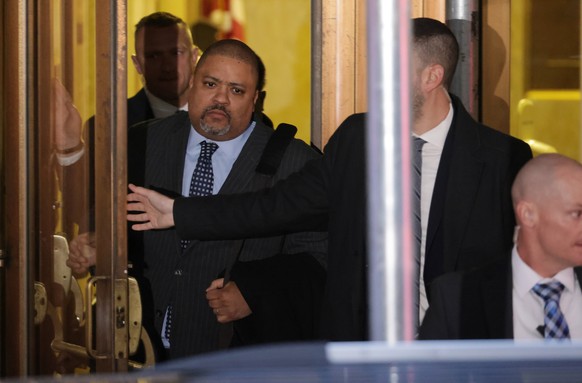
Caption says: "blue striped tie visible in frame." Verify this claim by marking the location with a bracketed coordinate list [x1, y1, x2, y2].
[532, 280, 571, 340]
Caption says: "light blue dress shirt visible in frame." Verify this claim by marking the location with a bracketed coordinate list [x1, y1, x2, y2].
[182, 121, 256, 196]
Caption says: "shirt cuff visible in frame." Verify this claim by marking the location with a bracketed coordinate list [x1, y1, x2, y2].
[57, 146, 85, 166]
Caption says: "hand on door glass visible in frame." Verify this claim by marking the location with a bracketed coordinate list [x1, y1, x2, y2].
[66, 232, 96, 277]
[52, 78, 84, 155]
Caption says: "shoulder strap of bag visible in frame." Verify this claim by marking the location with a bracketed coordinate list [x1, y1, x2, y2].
[255, 122, 297, 176]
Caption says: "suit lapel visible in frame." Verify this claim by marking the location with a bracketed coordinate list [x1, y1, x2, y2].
[425, 123, 453, 255]
[144, 111, 189, 194]
[165, 112, 190, 193]
[425, 96, 485, 272]
[442, 134, 484, 271]
[219, 123, 271, 194]
[575, 267, 582, 289]
[167, 113, 195, 252]
[142, 112, 190, 253]
[127, 88, 154, 127]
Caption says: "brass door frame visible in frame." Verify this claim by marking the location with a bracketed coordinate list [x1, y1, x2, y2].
[1, 0, 130, 376]
[94, 0, 128, 371]
[3, 0, 32, 376]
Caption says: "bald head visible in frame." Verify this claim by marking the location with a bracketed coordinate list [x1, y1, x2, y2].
[512, 153, 582, 277]
[512, 153, 582, 212]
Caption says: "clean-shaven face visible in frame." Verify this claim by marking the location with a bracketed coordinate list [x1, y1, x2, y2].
[134, 24, 195, 107]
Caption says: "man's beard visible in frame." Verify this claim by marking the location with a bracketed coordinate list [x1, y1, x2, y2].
[412, 88, 424, 122]
[199, 104, 232, 136]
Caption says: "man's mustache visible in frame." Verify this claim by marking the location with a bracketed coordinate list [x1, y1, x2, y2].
[202, 105, 231, 121]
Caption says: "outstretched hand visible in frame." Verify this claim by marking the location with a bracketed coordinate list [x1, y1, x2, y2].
[127, 184, 175, 230]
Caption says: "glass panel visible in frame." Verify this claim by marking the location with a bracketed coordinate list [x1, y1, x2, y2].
[510, 0, 581, 160]
[31, 0, 313, 375]
[33, 0, 131, 375]
[34, 0, 97, 376]
[7, 0, 320, 376]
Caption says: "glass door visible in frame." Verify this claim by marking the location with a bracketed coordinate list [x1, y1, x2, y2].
[1, 0, 136, 377]
[510, 0, 581, 159]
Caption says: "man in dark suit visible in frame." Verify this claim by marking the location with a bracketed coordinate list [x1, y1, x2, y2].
[128, 12, 199, 125]
[126, 18, 532, 341]
[128, 39, 327, 359]
[410, 18, 533, 324]
[56, 12, 198, 241]
[419, 154, 582, 340]
[55, 12, 198, 159]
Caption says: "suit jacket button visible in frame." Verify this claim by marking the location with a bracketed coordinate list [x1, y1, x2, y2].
[174, 269, 183, 276]
[155, 310, 163, 318]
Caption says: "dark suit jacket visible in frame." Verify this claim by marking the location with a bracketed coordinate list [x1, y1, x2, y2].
[128, 112, 328, 359]
[419, 257, 582, 340]
[172, 95, 532, 341]
[65, 88, 155, 231]
[422, 95, 533, 291]
[88, 87, 154, 149]
[127, 88, 155, 128]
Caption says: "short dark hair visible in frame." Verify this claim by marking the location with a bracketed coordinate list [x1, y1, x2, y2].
[134, 12, 194, 56]
[256, 54, 267, 92]
[135, 11, 188, 34]
[135, 12, 188, 33]
[412, 18, 459, 89]
[196, 39, 265, 92]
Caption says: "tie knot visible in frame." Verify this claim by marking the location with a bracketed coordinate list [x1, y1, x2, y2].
[532, 280, 565, 302]
[413, 137, 426, 152]
[200, 141, 218, 158]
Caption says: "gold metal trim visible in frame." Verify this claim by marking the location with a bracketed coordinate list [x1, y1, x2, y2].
[86, 276, 109, 360]
[127, 277, 142, 355]
[33, 282, 47, 325]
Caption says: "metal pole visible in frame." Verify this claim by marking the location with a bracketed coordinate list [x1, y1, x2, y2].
[310, 0, 322, 149]
[366, 0, 414, 342]
[447, 0, 480, 119]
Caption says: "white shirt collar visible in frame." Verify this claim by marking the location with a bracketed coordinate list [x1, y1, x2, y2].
[416, 102, 453, 149]
[512, 245, 577, 298]
[187, 121, 256, 161]
[144, 88, 188, 119]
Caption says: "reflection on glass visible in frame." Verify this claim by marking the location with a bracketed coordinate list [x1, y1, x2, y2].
[32, 0, 312, 375]
[511, 0, 581, 160]
[38, 1, 95, 375]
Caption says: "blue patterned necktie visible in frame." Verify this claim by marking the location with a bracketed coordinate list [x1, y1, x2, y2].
[532, 280, 571, 340]
[166, 141, 218, 346]
[413, 137, 426, 326]
[180, 141, 219, 250]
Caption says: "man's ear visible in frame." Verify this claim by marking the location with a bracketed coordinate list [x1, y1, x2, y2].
[131, 55, 143, 75]
[192, 46, 201, 65]
[516, 201, 537, 227]
[424, 64, 444, 93]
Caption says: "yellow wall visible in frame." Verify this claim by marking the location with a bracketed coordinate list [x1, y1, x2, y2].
[127, 0, 312, 143]
[510, 0, 581, 160]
